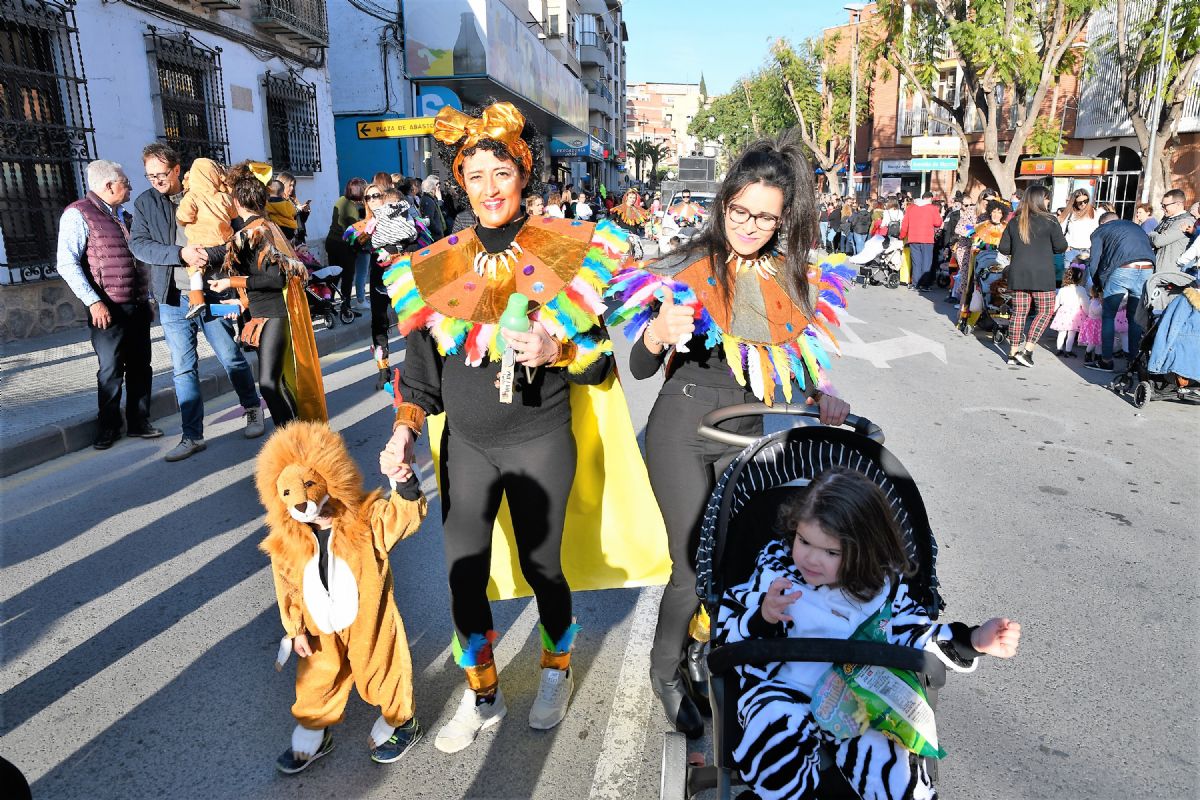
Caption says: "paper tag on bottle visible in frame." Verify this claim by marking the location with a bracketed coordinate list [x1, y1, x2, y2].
[499, 346, 516, 404]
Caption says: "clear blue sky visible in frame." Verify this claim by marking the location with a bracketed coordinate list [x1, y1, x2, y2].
[623, 0, 851, 93]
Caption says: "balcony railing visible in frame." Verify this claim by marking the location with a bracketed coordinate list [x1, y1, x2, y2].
[899, 106, 956, 137]
[583, 78, 612, 102]
[254, 0, 328, 47]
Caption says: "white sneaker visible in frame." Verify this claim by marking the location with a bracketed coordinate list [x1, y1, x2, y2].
[528, 668, 573, 730]
[434, 688, 507, 753]
[243, 406, 265, 438]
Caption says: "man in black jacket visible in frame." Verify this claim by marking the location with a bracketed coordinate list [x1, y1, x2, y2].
[128, 143, 264, 461]
[419, 175, 447, 240]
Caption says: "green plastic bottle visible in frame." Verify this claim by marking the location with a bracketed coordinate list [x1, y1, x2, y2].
[499, 293, 530, 344]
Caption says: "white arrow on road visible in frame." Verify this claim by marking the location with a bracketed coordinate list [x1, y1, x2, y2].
[831, 310, 948, 369]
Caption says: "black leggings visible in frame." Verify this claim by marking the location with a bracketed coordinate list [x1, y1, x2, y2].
[326, 236, 356, 311]
[369, 256, 391, 357]
[439, 421, 576, 645]
[646, 382, 761, 681]
[257, 317, 297, 427]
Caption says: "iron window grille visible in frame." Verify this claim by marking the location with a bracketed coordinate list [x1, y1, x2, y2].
[264, 69, 320, 175]
[0, 0, 96, 284]
[146, 27, 230, 169]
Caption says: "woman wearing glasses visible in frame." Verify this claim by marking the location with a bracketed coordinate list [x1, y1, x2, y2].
[606, 133, 854, 739]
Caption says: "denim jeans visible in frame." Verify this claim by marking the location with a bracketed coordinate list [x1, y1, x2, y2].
[819, 221, 829, 248]
[354, 251, 370, 304]
[909, 242, 934, 288]
[159, 298, 261, 439]
[851, 233, 868, 257]
[1101, 267, 1150, 361]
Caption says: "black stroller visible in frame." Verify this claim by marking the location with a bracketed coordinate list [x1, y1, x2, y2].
[305, 265, 356, 328]
[1109, 271, 1200, 407]
[661, 404, 947, 800]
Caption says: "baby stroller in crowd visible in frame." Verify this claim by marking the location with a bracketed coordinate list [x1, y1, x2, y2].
[305, 265, 355, 328]
[1109, 271, 1200, 408]
[959, 250, 1013, 346]
[848, 235, 903, 288]
[661, 403, 946, 800]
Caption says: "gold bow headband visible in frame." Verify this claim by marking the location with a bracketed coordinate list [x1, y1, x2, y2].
[433, 102, 533, 187]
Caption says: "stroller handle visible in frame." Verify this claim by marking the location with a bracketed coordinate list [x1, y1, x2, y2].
[698, 403, 885, 447]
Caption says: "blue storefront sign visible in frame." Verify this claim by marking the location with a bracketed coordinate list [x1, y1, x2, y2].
[550, 135, 590, 158]
[417, 86, 463, 117]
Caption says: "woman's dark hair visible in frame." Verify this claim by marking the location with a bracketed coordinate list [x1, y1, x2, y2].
[1016, 184, 1052, 244]
[343, 177, 367, 202]
[227, 161, 267, 213]
[671, 130, 819, 313]
[372, 171, 394, 191]
[777, 467, 913, 602]
[433, 99, 545, 202]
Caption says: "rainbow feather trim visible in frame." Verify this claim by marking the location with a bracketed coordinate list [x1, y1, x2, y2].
[539, 622, 582, 654]
[605, 253, 853, 403]
[452, 630, 499, 668]
[342, 218, 375, 246]
[380, 220, 627, 372]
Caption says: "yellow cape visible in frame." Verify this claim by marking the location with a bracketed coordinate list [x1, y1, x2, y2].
[427, 372, 670, 600]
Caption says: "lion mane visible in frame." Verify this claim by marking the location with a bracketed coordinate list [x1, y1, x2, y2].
[255, 421, 382, 565]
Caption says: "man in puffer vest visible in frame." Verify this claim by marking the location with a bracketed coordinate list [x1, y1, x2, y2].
[56, 160, 161, 450]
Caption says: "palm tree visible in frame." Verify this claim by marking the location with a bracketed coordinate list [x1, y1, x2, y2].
[629, 139, 654, 184]
[646, 142, 670, 187]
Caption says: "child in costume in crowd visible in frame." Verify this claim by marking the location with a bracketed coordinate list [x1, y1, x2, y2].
[176, 157, 236, 318]
[718, 467, 1021, 800]
[1080, 286, 1104, 366]
[1050, 266, 1088, 358]
[266, 178, 299, 242]
[1114, 299, 1130, 359]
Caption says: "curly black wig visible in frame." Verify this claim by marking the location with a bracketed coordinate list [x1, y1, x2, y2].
[433, 98, 545, 203]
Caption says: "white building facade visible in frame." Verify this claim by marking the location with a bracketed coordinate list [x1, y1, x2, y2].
[0, 0, 339, 341]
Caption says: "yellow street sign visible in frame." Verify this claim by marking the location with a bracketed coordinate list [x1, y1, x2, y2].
[357, 117, 436, 139]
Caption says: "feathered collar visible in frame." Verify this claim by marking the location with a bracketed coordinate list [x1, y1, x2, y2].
[606, 250, 855, 404]
[381, 216, 630, 371]
[611, 204, 648, 227]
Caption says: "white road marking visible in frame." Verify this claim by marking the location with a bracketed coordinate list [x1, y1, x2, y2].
[588, 585, 663, 800]
[832, 312, 947, 368]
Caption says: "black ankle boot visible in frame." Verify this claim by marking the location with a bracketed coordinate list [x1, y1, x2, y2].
[650, 670, 704, 739]
[680, 640, 712, 717]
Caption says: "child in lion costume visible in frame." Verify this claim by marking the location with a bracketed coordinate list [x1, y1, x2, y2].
[256, 421, 428, 773]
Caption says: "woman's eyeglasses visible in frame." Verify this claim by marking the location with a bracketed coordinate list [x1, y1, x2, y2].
[365, 192, 382, 200]
[726, 203, 780, 231]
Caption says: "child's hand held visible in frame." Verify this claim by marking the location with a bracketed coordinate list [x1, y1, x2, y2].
[293, 632, 313, 658]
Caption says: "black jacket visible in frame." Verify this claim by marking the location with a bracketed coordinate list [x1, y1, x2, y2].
[999, 213, 1068, 292]
[129, 187, 186, 304]
[420, 193, 446, 240]
[1088, 220, 1156, 289]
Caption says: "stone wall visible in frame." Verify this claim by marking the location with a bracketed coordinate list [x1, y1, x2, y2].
[0, 280, 87, 342]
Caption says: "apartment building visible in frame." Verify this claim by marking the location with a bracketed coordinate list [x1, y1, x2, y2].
[624, 82, 704, 179]
[0, 0, 338, 342]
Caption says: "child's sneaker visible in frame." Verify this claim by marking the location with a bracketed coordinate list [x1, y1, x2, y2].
[1084, 351, 1096, 366]
[528, 667, 574, 730]
[434, 688, 507, 753]
[185, 289, 207, 319]
[276, 728, 333, 774]
[370, 718, 422, 764]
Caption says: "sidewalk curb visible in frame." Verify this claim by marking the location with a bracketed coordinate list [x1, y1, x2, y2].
[1, 319, 370, 478]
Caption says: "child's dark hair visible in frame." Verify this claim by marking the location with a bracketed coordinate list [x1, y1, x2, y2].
[381, 188, 403, 202]
[778, 467, 913, 601]
[227, 161, 267, 213]
[1063, 266, 1082, 286]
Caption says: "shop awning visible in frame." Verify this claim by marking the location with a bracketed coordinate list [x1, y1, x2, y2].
[1018, 157, 1109, 177]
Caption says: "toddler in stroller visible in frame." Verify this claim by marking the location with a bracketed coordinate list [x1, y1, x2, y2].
[848, 235, 903, 288]
[661, 406, 1021, 800]
[304, 261, 353, 328]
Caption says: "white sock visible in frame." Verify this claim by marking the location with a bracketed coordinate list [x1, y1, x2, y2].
[291, 725, 324, 760]
[1120, 332, 1128, 352]
[370, 714, 396, 748]
[1065, 331, 1077, 351]
[1056, 331, 1067, 350]
[189, 270, 203, 291]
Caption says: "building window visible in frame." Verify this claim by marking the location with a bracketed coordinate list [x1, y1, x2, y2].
[548, 14, 559, 37]
[146, 27, 230, 168]
[0, 0, 95, 283]
[264, 69, 320, 175]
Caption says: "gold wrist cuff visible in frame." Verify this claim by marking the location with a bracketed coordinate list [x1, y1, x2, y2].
[550, 340, 576, 368]
[227, 275, 248, 289]
[392, 402, 425, 435]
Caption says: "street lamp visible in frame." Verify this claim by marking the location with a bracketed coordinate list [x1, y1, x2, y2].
[845, 3, 866, 199]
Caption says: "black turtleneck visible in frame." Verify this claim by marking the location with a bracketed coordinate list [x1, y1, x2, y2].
[475, 214, 527, 253]
[398, 216, 613, 447]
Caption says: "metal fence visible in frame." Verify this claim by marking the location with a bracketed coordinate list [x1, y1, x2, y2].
[146, 27, 230, 169]
[264, 69, 320, 175]
[0, 0, 95, 284]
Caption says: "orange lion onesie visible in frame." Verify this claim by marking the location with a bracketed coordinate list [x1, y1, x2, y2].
[256, 421, 428, 773]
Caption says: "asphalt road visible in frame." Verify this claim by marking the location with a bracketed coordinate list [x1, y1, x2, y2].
[2, 254, 1197, 800]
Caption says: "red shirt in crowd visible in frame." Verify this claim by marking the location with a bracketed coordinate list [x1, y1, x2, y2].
[899, 202, 944, 244]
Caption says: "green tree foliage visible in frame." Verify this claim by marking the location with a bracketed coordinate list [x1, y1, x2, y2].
[870, 0, 1101, 196]
[628, 139, 655, 183]
[1104, 0, 1200, 203]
